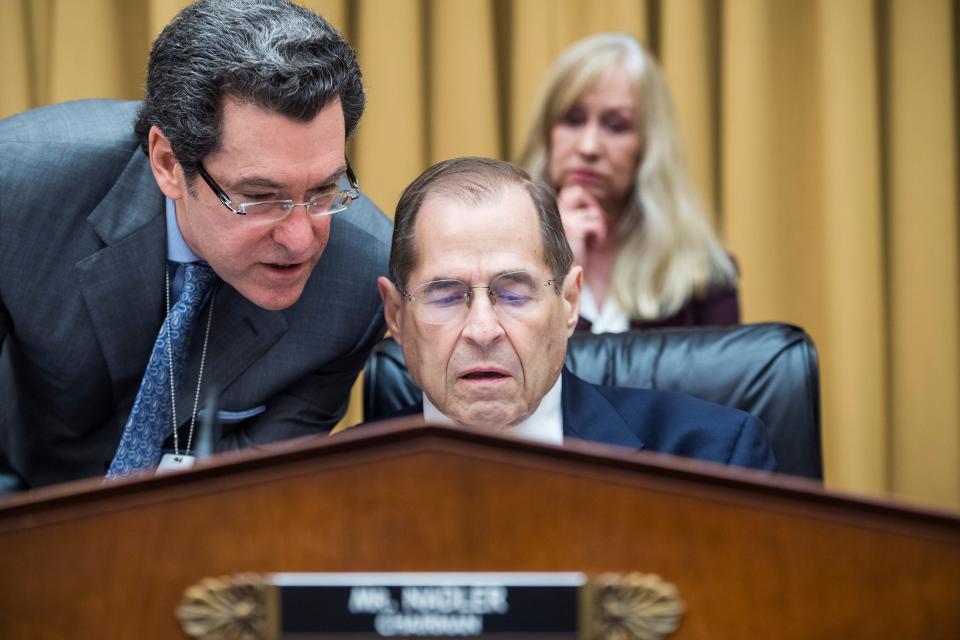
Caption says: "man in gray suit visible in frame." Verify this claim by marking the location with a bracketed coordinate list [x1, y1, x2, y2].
[0, 0, 391, 488]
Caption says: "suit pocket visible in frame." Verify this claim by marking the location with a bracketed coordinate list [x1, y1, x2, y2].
[215, 405, 267, 423]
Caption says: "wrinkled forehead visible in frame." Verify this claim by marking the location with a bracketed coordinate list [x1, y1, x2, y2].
[410, 186, 548, 281]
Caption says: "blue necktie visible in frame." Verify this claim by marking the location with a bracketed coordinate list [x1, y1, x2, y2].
[107, 263, 217, 478]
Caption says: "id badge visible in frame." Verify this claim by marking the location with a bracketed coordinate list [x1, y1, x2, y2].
[157, 452, 197, 473]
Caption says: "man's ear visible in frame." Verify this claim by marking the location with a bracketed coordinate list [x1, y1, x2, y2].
[148, 125, 186, 200]
[561, 266, 583, 337]
[377, 276, 404, 343]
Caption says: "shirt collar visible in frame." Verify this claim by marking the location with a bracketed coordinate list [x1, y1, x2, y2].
[166, 197, 201, 263]
[579, 283, 630, 334]
[422, 375, 564, 445]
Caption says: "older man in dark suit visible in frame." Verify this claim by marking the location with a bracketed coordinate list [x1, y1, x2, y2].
[0, 0, 391, 488]
[375, 157, 776, 471]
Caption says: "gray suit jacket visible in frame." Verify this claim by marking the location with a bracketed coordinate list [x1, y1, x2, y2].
[0, 100, 392, 488]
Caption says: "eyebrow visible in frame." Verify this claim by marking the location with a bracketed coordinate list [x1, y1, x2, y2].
[229, 164, 349, 192]
[600, 109, 635, 119]
[493, 271, 536, 286]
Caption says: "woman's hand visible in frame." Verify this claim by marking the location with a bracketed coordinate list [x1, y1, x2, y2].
[557, 185, 608, 268]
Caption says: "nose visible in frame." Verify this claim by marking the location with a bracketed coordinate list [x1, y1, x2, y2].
[271, 206, 324, 257]
[576, 120, 601, 158]
[460, 290, 505, 347]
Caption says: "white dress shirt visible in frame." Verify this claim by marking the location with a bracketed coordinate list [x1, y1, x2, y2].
[422, 375, 564, 444]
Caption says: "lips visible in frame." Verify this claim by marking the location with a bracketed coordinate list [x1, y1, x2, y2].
[462, 371, 507, 380]
[569, 168, 603, 183]
[261, 261, 309, 279]
[458, 367, 512, 381]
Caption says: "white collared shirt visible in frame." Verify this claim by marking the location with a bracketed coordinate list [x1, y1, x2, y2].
[422, 375, 564, 445]
[579, 283, 630, 334]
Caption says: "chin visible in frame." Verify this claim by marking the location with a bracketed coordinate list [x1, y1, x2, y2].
[244, 284, 307, 311]
[457, 403, 526, 431]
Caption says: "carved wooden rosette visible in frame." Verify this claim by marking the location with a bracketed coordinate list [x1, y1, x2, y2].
[177, 574, 278, 640]
[580, 573, 685, 640]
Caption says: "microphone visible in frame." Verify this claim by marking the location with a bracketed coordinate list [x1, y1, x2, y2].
[195, 385, 222, 460]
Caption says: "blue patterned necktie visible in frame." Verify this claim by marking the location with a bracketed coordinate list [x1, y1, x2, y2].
[107, 262, 218, 478]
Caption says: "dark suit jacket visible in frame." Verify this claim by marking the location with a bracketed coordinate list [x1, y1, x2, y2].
[383, 369, 777, 471]
[0, 100, 393, 488]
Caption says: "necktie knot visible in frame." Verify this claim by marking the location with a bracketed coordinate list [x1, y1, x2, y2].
[166, 262, 217, 334]
[181, 262, 217, 306]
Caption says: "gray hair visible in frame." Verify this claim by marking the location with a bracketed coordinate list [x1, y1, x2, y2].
[134, 0, 363, 180]
[390, 157, 573, 294]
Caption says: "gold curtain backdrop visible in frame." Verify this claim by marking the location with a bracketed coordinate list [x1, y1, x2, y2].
[1, 0, 957, 510]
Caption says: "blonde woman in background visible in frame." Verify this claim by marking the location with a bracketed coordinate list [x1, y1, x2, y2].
[520, 33, 739, 332]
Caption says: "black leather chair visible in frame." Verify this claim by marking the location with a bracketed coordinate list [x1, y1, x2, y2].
[0, 452, 23, 494]
[364, 322, 823, 479]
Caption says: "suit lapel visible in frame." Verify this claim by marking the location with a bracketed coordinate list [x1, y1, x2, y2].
[77, 151, 166, 406]
[561, 368, 645, 450]
[174, 285, 288, 424]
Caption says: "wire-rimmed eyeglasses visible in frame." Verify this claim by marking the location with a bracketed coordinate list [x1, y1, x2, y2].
[400, 271, 558, 325]
[196, 160, 360, 224]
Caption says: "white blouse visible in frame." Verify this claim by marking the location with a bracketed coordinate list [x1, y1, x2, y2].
[579, 283, 630, 334]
